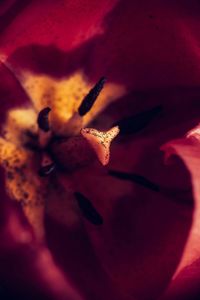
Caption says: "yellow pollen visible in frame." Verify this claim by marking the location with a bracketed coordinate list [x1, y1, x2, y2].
[20, 71, 126, 134]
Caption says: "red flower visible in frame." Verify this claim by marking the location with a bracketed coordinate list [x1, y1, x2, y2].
[0, 1, 200, 300]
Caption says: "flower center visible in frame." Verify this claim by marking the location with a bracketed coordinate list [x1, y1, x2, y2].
[0, 73, 122, 239]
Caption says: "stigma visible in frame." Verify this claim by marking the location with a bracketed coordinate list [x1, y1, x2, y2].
[81, 126, 120, 166]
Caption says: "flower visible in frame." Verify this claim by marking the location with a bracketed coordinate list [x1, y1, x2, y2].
[0, 1, 200, 300]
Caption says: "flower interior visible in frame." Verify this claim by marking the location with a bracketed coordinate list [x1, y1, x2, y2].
[0, 69, 125, 240]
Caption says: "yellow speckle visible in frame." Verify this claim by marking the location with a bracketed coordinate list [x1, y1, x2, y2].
[0, 137, 45, 240]
[21, 70, 126, 135]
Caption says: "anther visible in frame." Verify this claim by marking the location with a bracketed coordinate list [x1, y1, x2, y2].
[37, 107, 52, 148]
[74, 192, 103, 225]
[113, 105, 162, 135]
[37, 107, 51, 132]
[78, 77, 106, 116]
[109, 170, 160, 192]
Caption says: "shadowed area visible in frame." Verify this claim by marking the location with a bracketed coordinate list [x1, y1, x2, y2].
[92, 86, 200, 137]
[0, 0, 32, 34]
[45, 215, 123, 300]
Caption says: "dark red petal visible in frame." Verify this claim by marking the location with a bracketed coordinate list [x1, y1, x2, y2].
[0, 0, 118, 55]
[4, 0, 200, 92]
[0, 1, 31, 35]
[86, 1, 200, 87]
[160, 258, 200, 300]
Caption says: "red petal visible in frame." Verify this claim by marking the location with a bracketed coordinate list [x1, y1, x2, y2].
[160, 135, 200, 299]
[86, 1, 200, 87]
[0, 0, 118, 55]
[3, 1, 200, 89]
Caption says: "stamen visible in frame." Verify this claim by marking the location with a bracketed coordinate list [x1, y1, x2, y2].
[78, 77, 106, 116]
[37, 107, 51, 132]
[74, 192, 103, 225]
[81, 126, 120, 166]
[108, 170, 160, 192]
[113, 105, 162, 135]
[109, 170, 193, 206]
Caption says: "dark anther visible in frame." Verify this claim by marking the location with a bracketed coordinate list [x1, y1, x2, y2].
[38, 163, 55, 177]
[109, 170, 160, 192]
[78, 77, 106, 116]
[37, 107, 51, 132]
[74, 192, 103, 225]
[113, 105, 162, 135]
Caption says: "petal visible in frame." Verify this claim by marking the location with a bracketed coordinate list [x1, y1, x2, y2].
[160, 132, 200, 299]
[3, 1, 200, 92]
[86, 1, 200, 87]
[0, 0, 118, 55]
[0, 167, 82, 300]
[44, 172, 126, 300]
[0, 61, 30, 129]
[160, 258, 200, 300]
[1, 2, 200, 300]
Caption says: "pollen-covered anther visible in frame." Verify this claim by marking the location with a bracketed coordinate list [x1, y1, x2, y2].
[81, 126, 120, 166]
